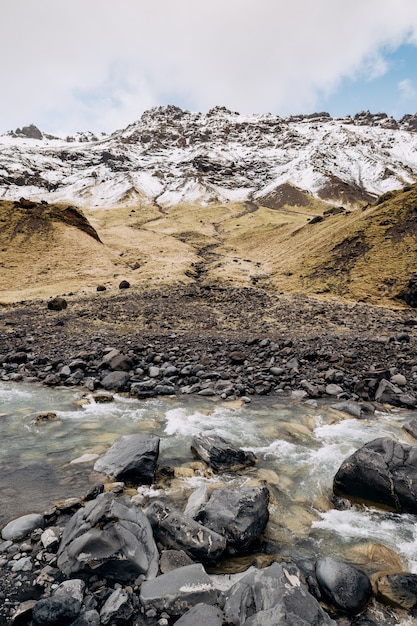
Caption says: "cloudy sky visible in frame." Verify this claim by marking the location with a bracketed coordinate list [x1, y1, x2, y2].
[1, 0, 417, 134]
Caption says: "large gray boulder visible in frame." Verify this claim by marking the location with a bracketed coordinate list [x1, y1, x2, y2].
[57, 493, 159, 580]
[146, 501, 226, 561]
[315, 557, 372, 615]
[2, 512, 44, 541]
[195, 486, 269, 551]
[94, 433, 160, 484]
[375, 379, 417, 408]
[223, 561, 336, 625]
[333, 437, 417, 513]
[191, 432, 256, 472]
[140, 563, 218, 616]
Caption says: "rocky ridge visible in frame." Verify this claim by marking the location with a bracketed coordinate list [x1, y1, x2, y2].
[2, 106, 417, 208]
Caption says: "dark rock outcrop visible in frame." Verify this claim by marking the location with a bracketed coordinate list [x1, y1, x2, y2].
[195, 486, 269, 551]
[315, 557, 372, 615]
[56, 493, 159, 580]
[94, 433, 159, 484]
[333, 437, 417, 512]
[191, 432, 256, 472]
[146, 501, 227, 561]
[223, 561, 336, 625]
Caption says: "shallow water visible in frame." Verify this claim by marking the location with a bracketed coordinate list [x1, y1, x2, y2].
[1, 381, 417, 575]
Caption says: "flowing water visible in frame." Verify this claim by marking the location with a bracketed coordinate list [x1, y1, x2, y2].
[2, 380, 417, 577]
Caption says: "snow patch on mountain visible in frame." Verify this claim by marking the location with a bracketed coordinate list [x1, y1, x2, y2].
[2, 106, 417, 208]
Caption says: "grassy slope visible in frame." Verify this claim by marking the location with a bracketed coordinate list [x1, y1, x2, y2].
[0, 184, 416, 307]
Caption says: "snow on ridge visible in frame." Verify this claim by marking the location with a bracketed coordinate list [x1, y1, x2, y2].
[1, 107, 417, 207]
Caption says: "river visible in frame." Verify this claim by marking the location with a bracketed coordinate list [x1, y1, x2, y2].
[2, 380, 417, 577]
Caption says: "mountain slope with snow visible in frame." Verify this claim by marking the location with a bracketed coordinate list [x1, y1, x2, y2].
[2, 106, 417, 208]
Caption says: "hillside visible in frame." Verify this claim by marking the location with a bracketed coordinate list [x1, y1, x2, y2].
[1, 183, 416, 307]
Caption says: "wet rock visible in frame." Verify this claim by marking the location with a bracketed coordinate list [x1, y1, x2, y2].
[403, 418, 417, 439]
[174, 603, 224, 625]
[2, 513, 44, 541]
[100, 588, 134, 625]
[94, 433, 160, 484]
[190, 432, 256, 472]
[334, 437, 417, 513]
[331, 400, 363, 418]
[223, 561, 336, 625]
[146, 501, 227, 561]
[315, 557, 372, 615]
[56, 493, 159, 580]
[100, 371, 130, 391]
[373, 572, 417, 609]
[195, 486, 269, 551]
[140, 563, 218, 616]
[32, 595, 81, 626]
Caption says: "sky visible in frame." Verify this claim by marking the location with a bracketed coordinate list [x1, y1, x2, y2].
[1, 0, 417, 135]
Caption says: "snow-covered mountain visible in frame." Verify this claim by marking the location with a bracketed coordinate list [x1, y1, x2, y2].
[2, 106, 417, 208]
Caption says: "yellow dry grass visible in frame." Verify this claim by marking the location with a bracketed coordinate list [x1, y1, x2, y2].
[1, 186, 416, 307]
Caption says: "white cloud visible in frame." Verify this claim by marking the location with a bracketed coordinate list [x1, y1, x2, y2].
[1, 0, 417, 133]
[398, 78, 417, 100]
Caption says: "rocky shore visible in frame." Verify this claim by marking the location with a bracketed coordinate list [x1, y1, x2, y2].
[1, 285, 417, 407]
[2, 285, 417, 625]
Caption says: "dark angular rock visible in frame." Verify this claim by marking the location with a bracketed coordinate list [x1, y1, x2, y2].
[56, 493, 159, 580]
[375, 378, 417, 407]
[315, 557, 372, 615]
[100, 589, 134, 625]
[224, 561, 336, 625]
[333, 437, 417, 513]
[32, 596, 81, 626]
[94, 433, 159, 484]
[70, 611, 100, 626]
[195, 486, 269, 551]
[146, 501, 226, 561]
[190, 432, 256, 472]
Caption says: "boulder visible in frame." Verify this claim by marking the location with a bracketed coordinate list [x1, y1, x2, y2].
[2, 513, 44, 541]
[190, 432, 256, 472]
[146, 501, 227, 561]
[223, 561, 336, 625]
[109, 354, 133, 371]
[195, 486, 269, 551]
[47, 297, 67, 311]
[373, 572, 417, 609]
[32, 596, 81, 626]
[56, 493, 159, 580]
[333, 437, 417, 513]
[140, 563, 218, 616]
[315, 557, 372, 615]
[100, 371, 130, 391]
[94, 433, 159, 484]
[375, 379, 417, 408]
